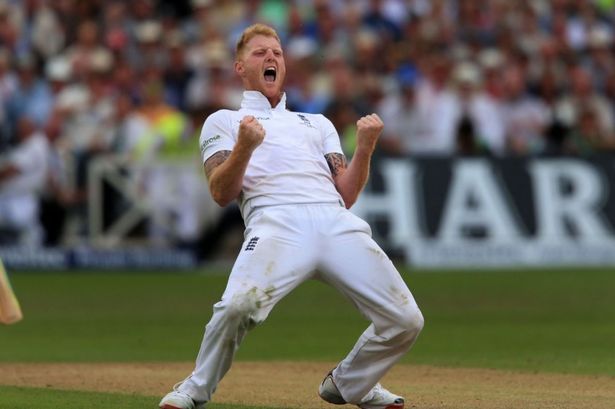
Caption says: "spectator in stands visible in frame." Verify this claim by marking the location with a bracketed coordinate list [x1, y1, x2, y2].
[362, 0, 403, 42]
[0, 115, 49, 246]
[323, 56, 370, 156]
[501, 64, 550, 154]
[163, 31, 194, 111]
[564, 107, 615, 154]
[377, 65, 425, 156]
[449, 61, 505, 155]
[412, 52, 458, 155]
[556, 65, 614, 141]
[5, 54, 53, 135]
[0, 1, 19, 53]
[39, 109, 73, 246]
[63, 19, 108, 81]
[0, 0, 614, 251]
[21, 0, 66, 60]
[0, 48, 17, 150]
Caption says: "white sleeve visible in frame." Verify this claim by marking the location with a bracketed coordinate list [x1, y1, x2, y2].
[317, 114, 344, 155]
[11, 136, 48, 174]
[199, 110, 236, 164]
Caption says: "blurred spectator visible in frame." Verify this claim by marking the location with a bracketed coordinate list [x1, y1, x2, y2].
[449, 61, 505, 155]
[564, 107, 615, 154]
[102, 1, 131, 55]
[131, 20, 167, 72]
[377, 66, 425, 155]
[501, 64, 550, 154]
[23, 0, 66, 59]
[362, 0, 403, 42]
[0, 0, 613, 250]
[285, 36, 329, 113]
[39, 109, 73, 246]
[323, 56, 370, 156]
[163, 30, 194, 111]
[0, 115, 49, 246]
[0, 47, 17, 150]
[555, 65, 614, 141]
[0, 0, 19, 53]
[5, 54, 53, 134]
[62, 20, 109, 81]
[412, 52, 458, 155]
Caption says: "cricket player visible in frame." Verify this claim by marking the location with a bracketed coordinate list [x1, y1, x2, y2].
[160, 23, 424, 409]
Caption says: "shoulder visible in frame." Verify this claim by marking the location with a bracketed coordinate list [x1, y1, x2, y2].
[202, 109, 243, 133]
[205, 109, 239, 123]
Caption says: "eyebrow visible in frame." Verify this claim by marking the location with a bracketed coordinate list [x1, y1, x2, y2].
[252, 46, 283, 53]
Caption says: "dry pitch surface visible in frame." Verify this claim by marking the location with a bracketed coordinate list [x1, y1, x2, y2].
[1, 362, 614, 408]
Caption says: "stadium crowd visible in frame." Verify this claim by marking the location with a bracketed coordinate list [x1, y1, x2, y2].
[0, 0, 614, 249]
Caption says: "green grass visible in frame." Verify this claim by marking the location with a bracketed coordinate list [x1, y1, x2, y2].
[0, 385, 269, 409]
[2, 268, 614, 375]
[1, 267, 614, 408]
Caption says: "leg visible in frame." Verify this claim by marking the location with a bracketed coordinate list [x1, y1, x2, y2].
[174, 211, 316, 405]
[319, 210, 424, 404]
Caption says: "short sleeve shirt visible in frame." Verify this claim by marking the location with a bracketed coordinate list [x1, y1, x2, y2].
[199, 91, 344, 218]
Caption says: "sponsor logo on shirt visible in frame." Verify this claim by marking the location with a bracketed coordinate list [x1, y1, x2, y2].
[236, 117, 270, 123]
[201, 135, 222, 152]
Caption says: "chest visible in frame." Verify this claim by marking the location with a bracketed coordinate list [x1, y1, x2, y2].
[233, 111, 324, 156]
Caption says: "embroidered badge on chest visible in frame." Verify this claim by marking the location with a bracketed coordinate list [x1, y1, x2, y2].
[297, 114, 316, 129]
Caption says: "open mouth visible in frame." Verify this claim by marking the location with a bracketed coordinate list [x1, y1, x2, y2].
[264, 67, 276, 83]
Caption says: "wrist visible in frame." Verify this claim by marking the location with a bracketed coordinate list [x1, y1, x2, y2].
[355, 141, 376, 156]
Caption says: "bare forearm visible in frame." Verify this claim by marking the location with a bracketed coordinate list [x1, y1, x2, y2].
[329, 113, 383, 208]
[207, 148, 252, 206]
[205, 115, 266, 206]
[334, 147, 372, 208]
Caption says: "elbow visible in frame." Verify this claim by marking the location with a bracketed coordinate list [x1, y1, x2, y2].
[209, 185, 234, 207]
[214, 197, 232, 207]
[340, 192, 357, 209]
[211, 191, 234, 207]
[336, 184, 359, 209]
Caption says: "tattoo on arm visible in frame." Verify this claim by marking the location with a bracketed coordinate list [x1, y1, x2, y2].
[325, 153, 347, 177]
[204, 150, 231, 179]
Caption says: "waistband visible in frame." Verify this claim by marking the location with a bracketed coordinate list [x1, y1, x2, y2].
[241, 199, 345, 224]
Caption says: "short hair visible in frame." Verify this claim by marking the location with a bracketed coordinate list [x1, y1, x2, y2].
[235, 23, 281, 59]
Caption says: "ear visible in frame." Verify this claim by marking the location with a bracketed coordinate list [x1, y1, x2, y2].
[234, 60, 245, 77]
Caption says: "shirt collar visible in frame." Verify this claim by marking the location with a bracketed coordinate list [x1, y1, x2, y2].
[241, 91, 287, 111]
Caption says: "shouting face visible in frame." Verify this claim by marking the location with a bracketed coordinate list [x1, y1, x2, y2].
[235, 34, 286, 106]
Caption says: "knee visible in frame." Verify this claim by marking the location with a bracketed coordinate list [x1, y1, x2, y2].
[394, 306, 424, 339]
[218, 289, 265, 326]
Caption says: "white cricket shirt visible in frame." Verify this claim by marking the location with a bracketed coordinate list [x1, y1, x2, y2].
[199, 91, 345, 219]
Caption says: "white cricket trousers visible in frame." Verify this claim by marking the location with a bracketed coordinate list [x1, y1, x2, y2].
[178, 203, 424, 405]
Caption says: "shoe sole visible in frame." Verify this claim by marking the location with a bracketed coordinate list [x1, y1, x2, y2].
[160, 405, 185, 409]
[359, 403, 404, 409]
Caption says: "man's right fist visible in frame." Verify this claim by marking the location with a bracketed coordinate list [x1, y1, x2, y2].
[238, 115, 265, 151]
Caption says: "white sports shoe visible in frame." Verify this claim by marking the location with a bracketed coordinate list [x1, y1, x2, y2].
[319, 372, 405, 409]
[159, 390, 196, 409]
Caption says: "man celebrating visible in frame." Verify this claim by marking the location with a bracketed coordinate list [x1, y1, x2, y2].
[160, 23, 424, 409]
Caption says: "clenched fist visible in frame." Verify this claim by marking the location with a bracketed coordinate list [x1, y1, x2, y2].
[238, 115, 265, 152]
[356, 113, 384, 152]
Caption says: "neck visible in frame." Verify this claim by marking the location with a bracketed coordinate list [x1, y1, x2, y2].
[267, 95, 281, 107]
